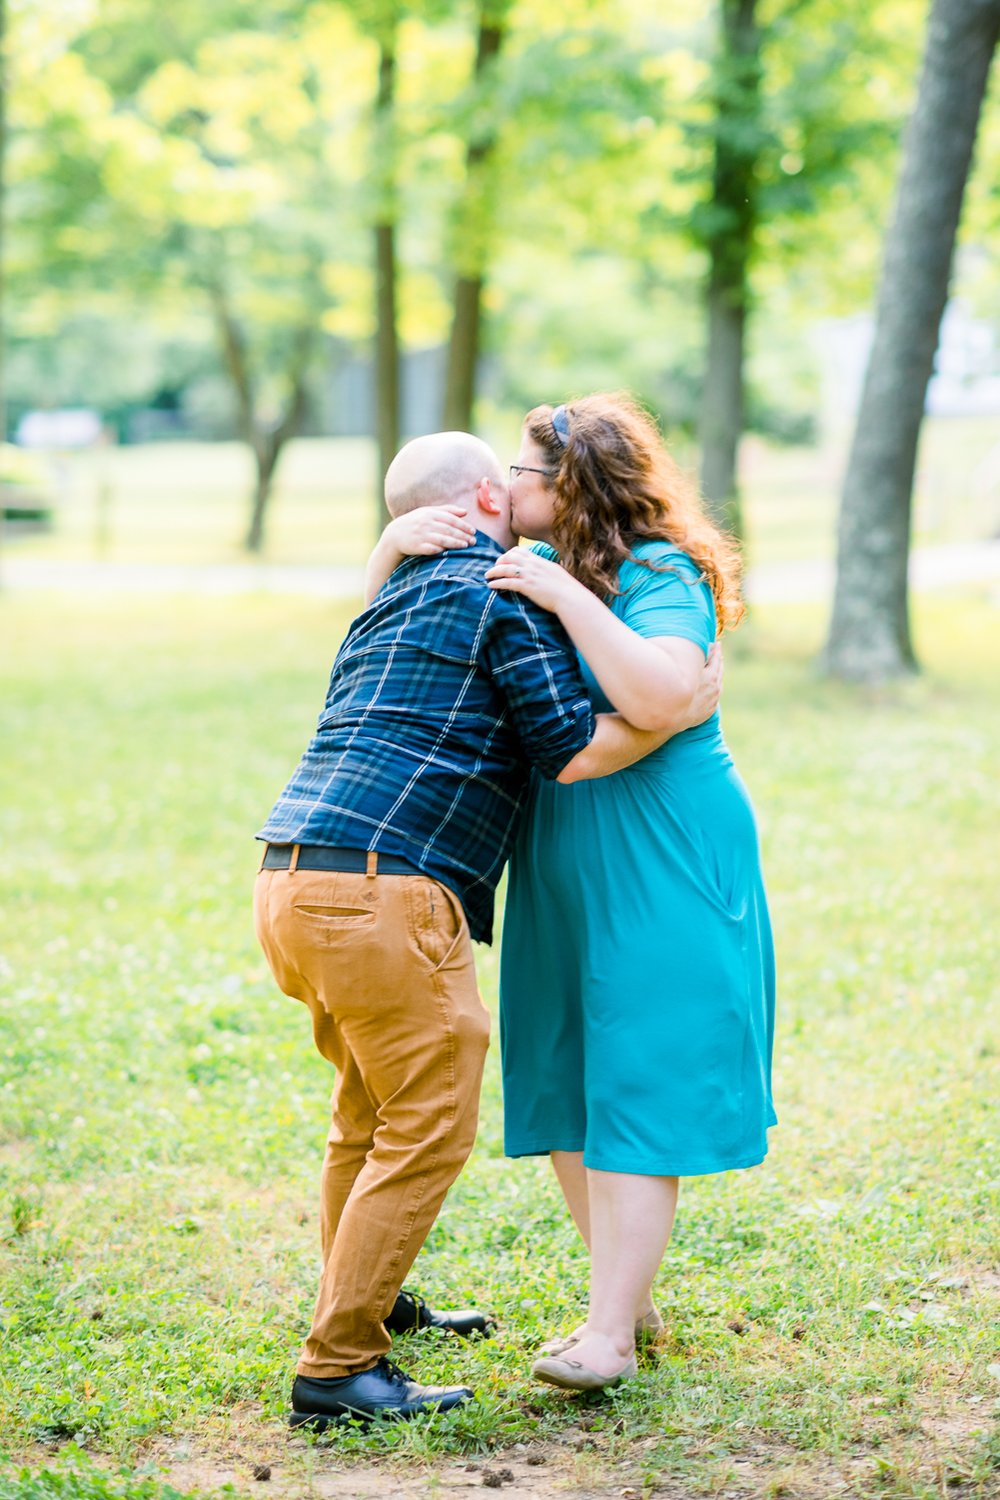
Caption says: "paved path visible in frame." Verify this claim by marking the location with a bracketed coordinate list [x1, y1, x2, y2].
[2, 541, 999, 603]
[745, 540, 1000, 603]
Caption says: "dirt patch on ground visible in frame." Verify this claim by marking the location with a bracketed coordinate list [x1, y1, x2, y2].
[150, 1428, 687, 1500]
[136, 1428, 946, 1500]
[964, 1267, 1000, 1298]
[146, 1416, 706, 1500]
[158, 1448, 637, 1499]
[143, 1441, 925, 1500]
[23, 1414, 1000, 1500]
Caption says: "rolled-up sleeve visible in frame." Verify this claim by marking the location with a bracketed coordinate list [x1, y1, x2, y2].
[479, 593, 595, 779]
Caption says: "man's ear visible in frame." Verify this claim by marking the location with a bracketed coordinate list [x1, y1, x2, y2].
[475, 477, 502, 516]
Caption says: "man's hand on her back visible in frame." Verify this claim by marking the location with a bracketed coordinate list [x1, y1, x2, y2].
[683, 643, 723, 730]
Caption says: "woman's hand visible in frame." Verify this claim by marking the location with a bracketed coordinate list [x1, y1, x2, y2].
[364, 506, 476, 604]
[485, 548, 583, 614]
[490, 547, 717, 732]
[386, 506, 477, 558]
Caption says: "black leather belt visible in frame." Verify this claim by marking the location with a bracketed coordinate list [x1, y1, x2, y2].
[262, 843, 423, 877]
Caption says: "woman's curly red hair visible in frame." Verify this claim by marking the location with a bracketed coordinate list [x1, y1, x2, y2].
[525, 392, 745, 634]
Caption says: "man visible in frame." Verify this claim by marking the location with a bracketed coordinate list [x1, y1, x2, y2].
[254, 432, 720, 1429]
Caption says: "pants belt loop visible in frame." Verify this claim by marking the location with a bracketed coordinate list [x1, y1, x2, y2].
[289, 843, 301, 874]
[366, 850, 378, 879]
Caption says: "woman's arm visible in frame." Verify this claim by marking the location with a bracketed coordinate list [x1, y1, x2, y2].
[363, 506, 476, 605]
[558, 653, 720, 781]
[486, 549, 709, 732]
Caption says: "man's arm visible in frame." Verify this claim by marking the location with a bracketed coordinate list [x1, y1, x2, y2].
[558, 644, 723, 783]
[479, 593, 596, 779]
[557, 715, 670, 783]
[481, 594, 722, 783]
[487, 548, 713, 731]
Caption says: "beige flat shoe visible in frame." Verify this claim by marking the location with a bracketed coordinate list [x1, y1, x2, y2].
[537, 1307, 663, 1359]
[536, 1329, 584, 1358]
[531, 1351, 638, 1392]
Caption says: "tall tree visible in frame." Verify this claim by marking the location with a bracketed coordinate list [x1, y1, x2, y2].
[373, 8, 400, 531]
[0, 0, 7, 445]
[132, 28, 336, 552]
[85, 11, 361, 553]
[824, 0, 1000, 681]
[208, 266, 320, 553]
[7, 1, 372, 553]
[686, 0, 917, 539]
[444, 7, 658, 421]
[441, 0, 507, 432]
[696, 0, 762, 540]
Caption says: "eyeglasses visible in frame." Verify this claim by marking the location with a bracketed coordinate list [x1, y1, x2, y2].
[509, 464, 556, 480]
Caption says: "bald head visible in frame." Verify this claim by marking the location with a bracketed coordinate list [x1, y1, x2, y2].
[385, 431, 505, 517]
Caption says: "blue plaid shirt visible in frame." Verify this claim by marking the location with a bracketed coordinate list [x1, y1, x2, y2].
[257, 534, 595, 942]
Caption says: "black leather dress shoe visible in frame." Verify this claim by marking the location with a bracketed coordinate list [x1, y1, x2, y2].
[385, 1287, 495, 1339]
[289, 1358, 473, 1429]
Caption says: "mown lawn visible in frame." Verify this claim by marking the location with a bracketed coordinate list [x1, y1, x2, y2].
[0, 589, 998, 1500]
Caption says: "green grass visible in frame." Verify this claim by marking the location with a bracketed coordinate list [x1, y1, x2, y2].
[0, 1455, 194, 1500]
[1, 589, 998, 1500]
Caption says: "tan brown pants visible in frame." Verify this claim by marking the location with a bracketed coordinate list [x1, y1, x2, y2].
[254, 855, 490, 1378]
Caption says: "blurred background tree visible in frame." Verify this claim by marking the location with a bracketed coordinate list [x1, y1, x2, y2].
[2, 0, 998, 677]
[441, 0, 508, 432]
[0, 0, 8, 446]
[690, 1, 915, 540]
[825, 0, 1000, 680]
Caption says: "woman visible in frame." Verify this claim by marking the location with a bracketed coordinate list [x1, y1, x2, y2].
[371, 393, 776, 1393]
[488, 394, 775, 1392]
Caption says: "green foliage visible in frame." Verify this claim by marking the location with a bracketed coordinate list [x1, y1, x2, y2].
[6, 0, 967, 431]
[0, 587, 998, 1498]
[0, 1453, 192, 1500]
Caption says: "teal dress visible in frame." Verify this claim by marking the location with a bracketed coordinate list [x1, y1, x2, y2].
[499, 541, 776, 1176]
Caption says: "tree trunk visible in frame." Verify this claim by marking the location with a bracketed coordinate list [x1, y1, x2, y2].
[374, 35, 399, 533]
[244, 323, 315, 554]
[442, 4, 505, 432]
[209, 276, 315, 554]
[700, 282, 746, 539]
[0, 0, 7, 583]
[0, 0, 6, 444]
[443, 274, 484, 433]
[697, 0, 761, 541]
[824, 0, 1000, 682]
[374, 218, 398, 528]
[209, 277, 255, 446]
[209, 278, 262, 550]
[0, 0, 6, 445]
[246, 443, 277, 555]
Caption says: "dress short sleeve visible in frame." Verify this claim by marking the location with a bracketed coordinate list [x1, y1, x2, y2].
[616, 542, 716, 654]
[529, 538, 715, 654]
[529, 542, 560, 562]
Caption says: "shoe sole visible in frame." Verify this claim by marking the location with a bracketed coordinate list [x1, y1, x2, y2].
[532, 1356, 638, 1393]
[289, 1397, 471, 1430]
[289, 1410, 356, 1431]
[532, 1366, 627, 1393]
[387, 1321, 496, 1339]
[537, 1320, 663, 1359]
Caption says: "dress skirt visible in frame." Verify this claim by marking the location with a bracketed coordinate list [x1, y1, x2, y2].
[500, 539, 776, 1177]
